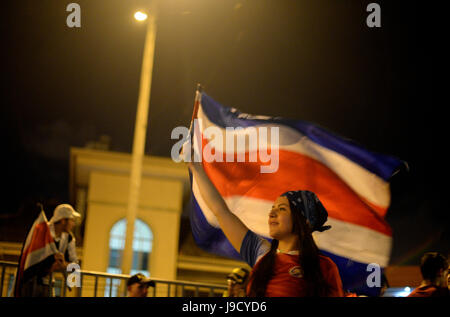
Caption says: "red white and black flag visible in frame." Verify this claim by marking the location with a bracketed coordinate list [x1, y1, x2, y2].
[14, 209, 58, 297]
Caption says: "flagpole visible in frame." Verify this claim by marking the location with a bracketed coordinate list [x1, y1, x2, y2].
[181, 84, 202, 162]
[121, 1, 158, 276]
[188, 83, 202, 136]
[190, 83, 202, 124]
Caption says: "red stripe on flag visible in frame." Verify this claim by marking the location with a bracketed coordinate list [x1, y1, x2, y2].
[202, 146, 391, 236]
[21, 222, 55, 269]
[26, 222, 54, 254]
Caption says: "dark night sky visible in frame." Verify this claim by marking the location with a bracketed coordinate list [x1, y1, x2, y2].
[1, 0, 446, 265]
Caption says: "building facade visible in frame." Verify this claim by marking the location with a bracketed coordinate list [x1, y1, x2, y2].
[69, 148, 249, 292]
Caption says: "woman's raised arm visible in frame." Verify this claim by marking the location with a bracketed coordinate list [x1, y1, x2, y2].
[188, 161, 249, 253]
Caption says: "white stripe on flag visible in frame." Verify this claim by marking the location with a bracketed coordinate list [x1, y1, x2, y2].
[313, 218, 391, 266]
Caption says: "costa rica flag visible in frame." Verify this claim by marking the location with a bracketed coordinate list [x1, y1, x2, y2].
[14, 210, 58, 297]
[188, 90, 404, 296]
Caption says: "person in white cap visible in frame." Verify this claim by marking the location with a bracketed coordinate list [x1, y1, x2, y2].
[18, 203, 81, 297]
[47, 204, 81, 273]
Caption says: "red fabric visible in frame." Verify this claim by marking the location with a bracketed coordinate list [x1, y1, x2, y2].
[23, 222, 55, 259]
[408, 285, 449, 297]
[247, 254, 344, 297]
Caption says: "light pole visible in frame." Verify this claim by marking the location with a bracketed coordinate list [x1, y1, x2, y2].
[121, 2, 158, 276]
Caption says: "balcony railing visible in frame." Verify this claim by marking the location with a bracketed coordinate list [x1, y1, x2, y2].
[0, 260, 227, 297]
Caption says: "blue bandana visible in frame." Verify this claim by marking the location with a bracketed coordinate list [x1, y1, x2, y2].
[281, 190, 331, 233]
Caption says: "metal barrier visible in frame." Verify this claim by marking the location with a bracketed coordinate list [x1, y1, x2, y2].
[0, 261, 227, 297]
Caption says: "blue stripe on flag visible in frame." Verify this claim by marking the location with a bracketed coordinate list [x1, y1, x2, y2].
[200, 93, 403, 181]
[190, 193, 241, 260]
[320, 249, 383, 297]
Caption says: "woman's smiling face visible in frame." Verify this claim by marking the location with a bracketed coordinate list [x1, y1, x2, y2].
[268, 196, 294, 239]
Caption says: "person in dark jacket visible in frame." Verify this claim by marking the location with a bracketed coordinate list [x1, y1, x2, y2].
[408, 252, 449, 297]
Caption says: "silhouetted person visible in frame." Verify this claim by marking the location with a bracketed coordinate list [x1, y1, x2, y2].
[223, 267, 249, 297]
[126, 273, 155, 297]
[408, 252, 449, 297]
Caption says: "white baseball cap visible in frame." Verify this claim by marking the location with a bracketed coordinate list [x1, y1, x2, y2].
[49, 204, 81, 223]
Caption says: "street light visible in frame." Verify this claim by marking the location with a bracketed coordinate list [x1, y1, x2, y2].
[121, 3, 158, 276]
[134, 11, 148, 21]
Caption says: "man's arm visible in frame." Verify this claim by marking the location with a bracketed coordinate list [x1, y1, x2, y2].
[51, 252, 68, 272]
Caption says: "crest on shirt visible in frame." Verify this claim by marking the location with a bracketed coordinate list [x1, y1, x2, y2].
[289, 266, 303, 278]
